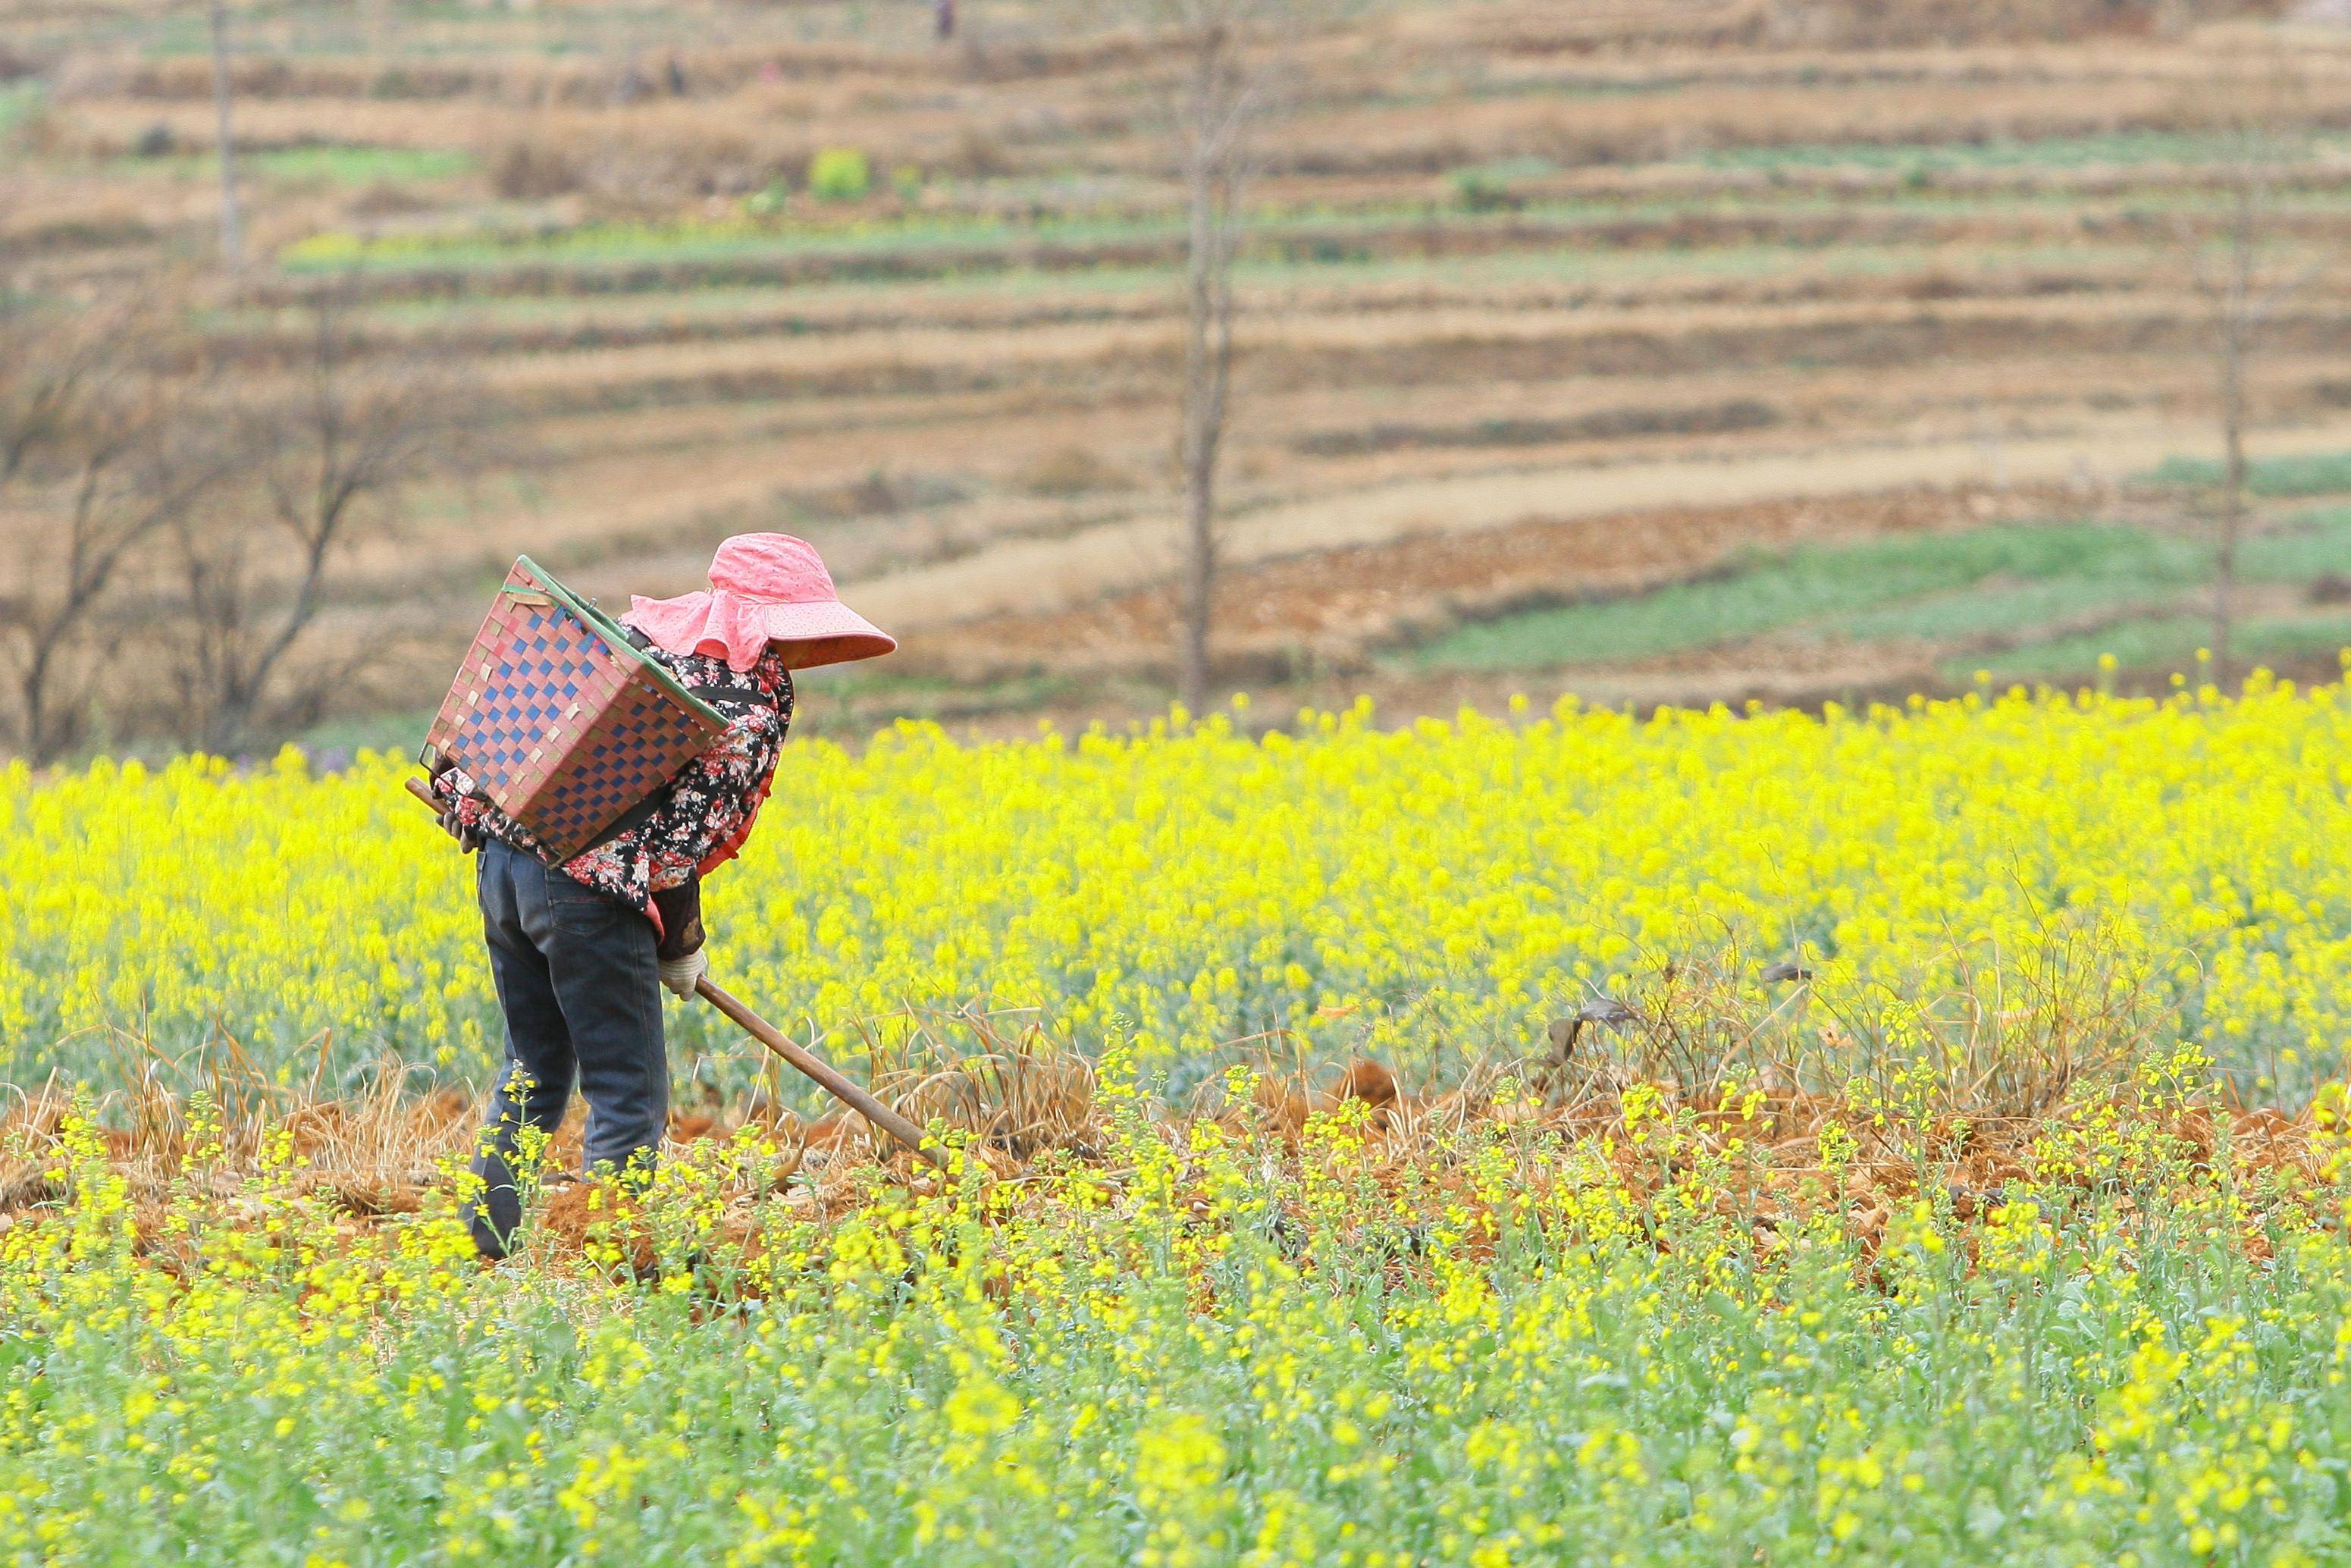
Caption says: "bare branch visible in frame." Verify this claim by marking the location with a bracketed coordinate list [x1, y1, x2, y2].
[165, 278, 496, 754]
[1133, 0, 1296, 713]
[2167, 52, 2318, 689]
[0, 296, 223, 763]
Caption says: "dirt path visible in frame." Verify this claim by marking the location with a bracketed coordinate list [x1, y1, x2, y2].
[851, 414, 2351, 632]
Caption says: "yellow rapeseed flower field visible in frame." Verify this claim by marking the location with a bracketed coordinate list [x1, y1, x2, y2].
[5, 1046, 2350, 1564]
[8, 685, 2351, 1565]
[4, 679, 2349, 1093]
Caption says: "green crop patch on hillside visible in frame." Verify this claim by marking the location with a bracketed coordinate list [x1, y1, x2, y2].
[256, 145, 477, 183]
[1413, 520, 2189, 672]
[2139, 450, 2351, 500]
[1417, 508, 2351, 676]
[273, 187, 2099, 279]
[1828, 509, 2351, 643]
[279, 205, 1202, 274]
[2240, 504, 2351, 577]
[1465, 130, 2346, 201]
[1954, 611, 2351, 684]
[1827, 569, 2189, 643]
[122, 146, 477, 185]
[1699, 128, 2346, 177]
[0, 82, 42, 140]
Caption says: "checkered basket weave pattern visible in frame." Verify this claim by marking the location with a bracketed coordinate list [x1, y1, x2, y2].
[422, 558, 726, 862]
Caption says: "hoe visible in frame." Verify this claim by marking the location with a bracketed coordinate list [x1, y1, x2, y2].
[404, 775, 945, 1170]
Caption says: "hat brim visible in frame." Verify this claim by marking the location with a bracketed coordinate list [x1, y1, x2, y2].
[754, 598, 898, 670]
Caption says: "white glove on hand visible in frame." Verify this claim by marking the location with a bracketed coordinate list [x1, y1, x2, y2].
[659, 948, 709, 999]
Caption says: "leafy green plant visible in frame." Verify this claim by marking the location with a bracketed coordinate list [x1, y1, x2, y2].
[808, 146, 871, 202]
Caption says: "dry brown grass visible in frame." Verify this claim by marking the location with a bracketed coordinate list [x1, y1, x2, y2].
[5, 1040, 2323, 1278]
[850, 1004, 1105, 1158]
[0, 930, 2326, 1278]
[0, 1055, 478, 1215]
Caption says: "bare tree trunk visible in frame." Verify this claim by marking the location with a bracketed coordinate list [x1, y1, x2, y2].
[2215, 314, 2248, 688]
[1174, 17, 1243, 717]
[20, 453, 220, 760]
[20, 639, 57, 767]
[2209, 152, 2265, 691]
[2177, 57, 2309, 695]
[208, 0, 243, 278]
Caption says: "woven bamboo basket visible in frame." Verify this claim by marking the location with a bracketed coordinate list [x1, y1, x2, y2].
[419, 557, 726, 861]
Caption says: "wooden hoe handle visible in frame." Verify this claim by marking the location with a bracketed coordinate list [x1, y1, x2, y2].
[403, 775, 943, 1168]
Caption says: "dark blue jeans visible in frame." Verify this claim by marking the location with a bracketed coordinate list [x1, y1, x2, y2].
[468, 838, 667, 1259]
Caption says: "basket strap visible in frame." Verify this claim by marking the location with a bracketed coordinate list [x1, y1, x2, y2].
[575, 791, 666, 856]
[699, 688, 778, 716]
[620, 624, 781, 716]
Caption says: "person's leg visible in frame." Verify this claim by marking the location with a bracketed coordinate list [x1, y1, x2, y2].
[521, 869, 669, 1184]
[468, 840, 578, 1259]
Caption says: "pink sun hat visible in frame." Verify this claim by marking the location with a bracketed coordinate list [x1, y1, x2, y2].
[622, 533, 896, 672]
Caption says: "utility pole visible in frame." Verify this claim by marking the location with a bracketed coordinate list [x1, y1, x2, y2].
[207, 0, 244, 280]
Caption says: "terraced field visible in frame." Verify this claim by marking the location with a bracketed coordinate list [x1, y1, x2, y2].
[11, 1, 2351, 738]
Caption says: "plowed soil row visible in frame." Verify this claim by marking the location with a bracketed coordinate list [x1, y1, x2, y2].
[227, 199, 2347, 309]
[249, 258, 2149, 365]
[422, 300, 2351, 422]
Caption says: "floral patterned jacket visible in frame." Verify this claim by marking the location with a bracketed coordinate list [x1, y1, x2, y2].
[429, 640, 794, 958]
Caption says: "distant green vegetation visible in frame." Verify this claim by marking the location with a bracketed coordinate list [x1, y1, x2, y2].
[281, 207, 1183, 273]
[1699, 128, 2344, 176]
[24, 4, 751, 61]
[1960, 613, 2351, 684]
[1415, 522, 2189, 671]
[282, 710, 434, 764]
[119, 145, 475, 184]
[273, 186, 2143, 277]
[1828, 569, 2182, 643]
[2140, 450, 2351, 500]
[1453, 129, 2346, 195]
[1416, 509, 2351, 677]
[2242, 503, 2351, 574]
[262, 144, 476, 183]
[0, 82, 42, 140]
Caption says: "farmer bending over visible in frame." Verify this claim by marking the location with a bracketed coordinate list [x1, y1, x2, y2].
[428, 533, 894, 1259]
